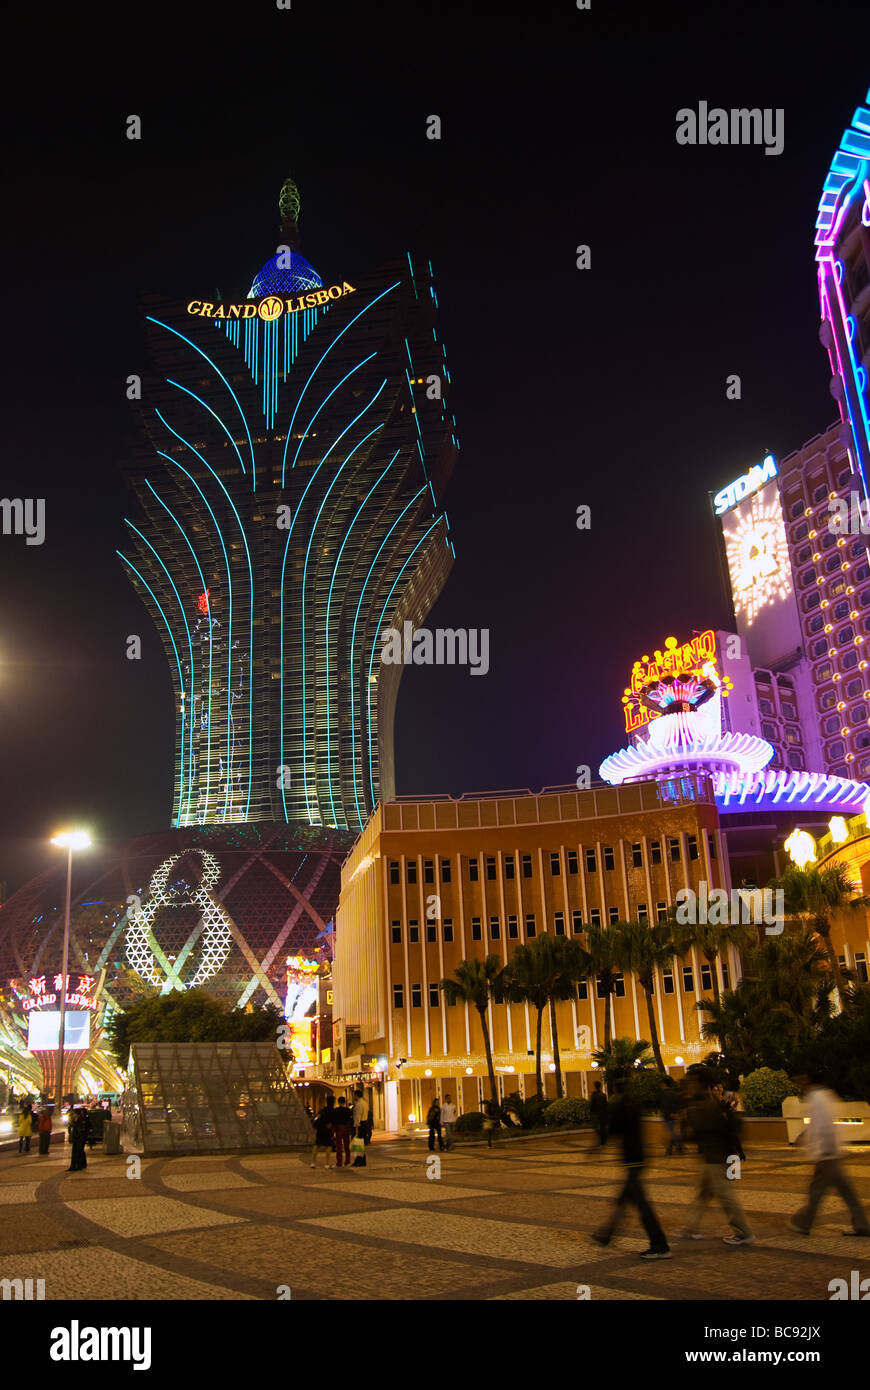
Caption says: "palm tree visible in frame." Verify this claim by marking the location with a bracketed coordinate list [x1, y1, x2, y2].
[499, 942, 550, 1099]
[610, 918, 678, 1073]
[584, 922, 619, 1055]
[547, 937, 594, 1099]
[670, 913, 755, 1042]
[440, 955, 505, 1104]
[769, 863, 865, 1002]
[592, 1036, 654, 1087]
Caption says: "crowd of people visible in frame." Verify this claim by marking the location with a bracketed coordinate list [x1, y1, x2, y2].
[591, 1068, 870, 1260]
[13, 1096, 113, 1170]
[307, 1088, 371, 1169]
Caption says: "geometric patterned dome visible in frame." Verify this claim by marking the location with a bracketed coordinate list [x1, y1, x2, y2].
[248, 250, 323, 298]
[0, 822, 355, 1017]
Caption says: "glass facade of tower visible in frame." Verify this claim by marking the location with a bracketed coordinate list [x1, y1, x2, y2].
[121, 251, 458, 831]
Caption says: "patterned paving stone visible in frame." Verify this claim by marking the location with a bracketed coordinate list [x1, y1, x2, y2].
[0, 1246, 252, 1301]
[302, 1179, 488, 1203]
[147, 1223, 508, 1299]
[300, 1207, 614, 1267]
[65, 1195, 244, 1237]
[0, 1183, 40, 1204]
[160, 1172, 260, 1192]
[490, 1280, 664, 1300]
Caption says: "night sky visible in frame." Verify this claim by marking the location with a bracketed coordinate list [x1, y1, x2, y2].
[2, 0, 870, 893]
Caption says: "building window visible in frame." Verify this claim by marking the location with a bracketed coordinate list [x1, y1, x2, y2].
[637, 903, 648, 923]
[650, 840, 662, 865]
[411, 984, 422, 1008]
[471, 917, 482, 941]
[550, 851, 561, 876]
[856, 952, 868, 984]
[572, 909, 583, 933]
[440, 858, 452, 883]
[595, 974, 607, 998]
[409, 923, 419, 943]
[423, 859, 434, 883]
[788, 751, 806, 770]
[393, 984, 404, 1008]
[590, 908, 601, 927]
[508, 914, 518, 939]
[842, 650, 859, 669]
[389, 861, 400, 885]
[631, 843, 643, 867]
[657, 901, 668, 923]
[486, 855, 497, 881]
[443, 919, 454, 942]
[429, 984, 440, 1007]
[688, 834, 699, 861]
[468, 857, 479, 881]
[608, 906, 619, 924]
[567, 849, 578, 875]
[554, 912, 565, 936]
[663, 970, 675, 995]
[683, 967, 694, 993]
[391, 923, 401, 944]
[808, 613, 824, 633]
[700, 964, 713, 992]
[793, 521, 809, 540]
[489, 916, 501, 939]
[668, 837, 680, 862]
[577, 980, 588, 1000]
[407, 861, 417, 884]
[721, 963, 730, 990]
[522, 854, 532, 878]
[603, 846, 615, 871]
[585, 848, 597, 873]
[613, 972, 626, 998]
[708, 833, 717, 860]
[505, 855, 515, 880]
[427, 925, 437, 942]
[525, 913, 536, 937]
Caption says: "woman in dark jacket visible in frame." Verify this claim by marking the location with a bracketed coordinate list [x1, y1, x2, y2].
[67, 1108, 90, 1172]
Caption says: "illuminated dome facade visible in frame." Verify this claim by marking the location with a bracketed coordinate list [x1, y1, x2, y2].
[248, 249, 323, 298]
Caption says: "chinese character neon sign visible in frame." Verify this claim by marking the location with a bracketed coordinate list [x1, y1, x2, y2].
[17, 972, 98, 1012]
[621, 631, 732, 733]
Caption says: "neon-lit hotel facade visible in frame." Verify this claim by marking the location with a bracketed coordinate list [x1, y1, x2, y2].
[815, 89, 870, 497]
[121, 180, 458, 831]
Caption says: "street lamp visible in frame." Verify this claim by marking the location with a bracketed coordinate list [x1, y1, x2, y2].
[50, 830, 92, 1118]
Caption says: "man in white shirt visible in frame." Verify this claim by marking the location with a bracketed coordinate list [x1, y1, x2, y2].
[789, 1073, 870, 1237]
[440, 1094, 457, 1150]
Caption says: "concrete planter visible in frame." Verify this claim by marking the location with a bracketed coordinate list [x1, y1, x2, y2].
[642, 1114, 789, 1147]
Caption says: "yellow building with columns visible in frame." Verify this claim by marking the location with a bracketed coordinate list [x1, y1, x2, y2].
[333, 777, 735, 1129]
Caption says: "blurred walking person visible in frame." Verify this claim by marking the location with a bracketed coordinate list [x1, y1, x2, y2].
[311, 1097, 336, 1169]
[590, 1081, 608, 1147]
[789, 1072, 870, 1238]
[591, 1077, 670, 1260]
[440, 1094, 457, 1150]
[331, 1097, 353, 1169]
[683, 1072, 754, 1245]
[352, 1087, 370, 1143]
[426, 1096, 443, 1152]
[17, 1102, 33, 1155]
[37, 1106, 53, 1156]
[67, 1107, 90, 1172]
[661, 1078, 684, 1156]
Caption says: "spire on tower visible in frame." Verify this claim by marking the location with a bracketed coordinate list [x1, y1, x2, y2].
[279, 176, 301, 249]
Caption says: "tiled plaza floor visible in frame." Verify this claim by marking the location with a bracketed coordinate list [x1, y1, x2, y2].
[0, 1134, 868, 1300]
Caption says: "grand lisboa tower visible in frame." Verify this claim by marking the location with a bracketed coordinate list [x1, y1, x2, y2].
[0, 177, 458, 1095]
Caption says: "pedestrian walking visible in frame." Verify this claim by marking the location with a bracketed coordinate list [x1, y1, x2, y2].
[683, 1072, 754, 1245]
[67, 1107, 90, 1172]
[440, 1094, 457, 1150]
[789, 1072, 870, 1238]
[311, 1098, 335, 1169]
[426, 1096, 443, 1152]
[660, 1078, 684, 1156]
[352, 1087, 370, 1143]
[37, 1106, 53, 1156]
[591, 1077, 670, 1259]
[590, 1081, 609, 1146]
[17, 1102, 33, 1155]
[331, 1097, 353, 1168]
